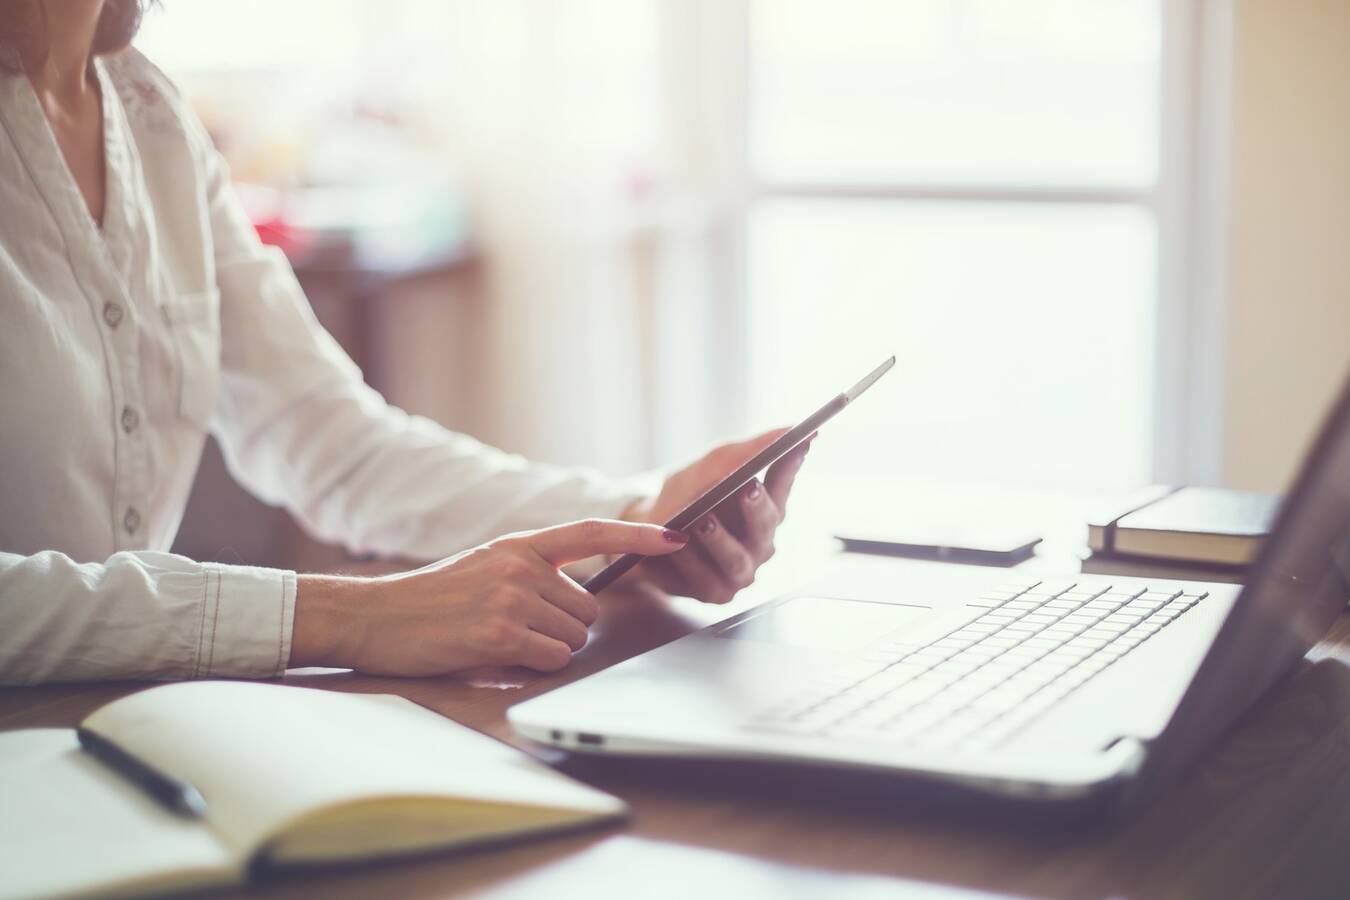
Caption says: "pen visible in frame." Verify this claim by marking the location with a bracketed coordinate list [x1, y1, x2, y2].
[77, 727, 207, 818]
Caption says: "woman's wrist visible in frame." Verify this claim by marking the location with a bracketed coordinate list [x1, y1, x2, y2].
[291, 574, 368, 668]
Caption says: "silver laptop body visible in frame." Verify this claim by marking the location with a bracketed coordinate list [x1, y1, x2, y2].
[509, 377, 1350, 803]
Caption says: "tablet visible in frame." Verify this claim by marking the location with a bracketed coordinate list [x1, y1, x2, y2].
[584, 355, 896, 594]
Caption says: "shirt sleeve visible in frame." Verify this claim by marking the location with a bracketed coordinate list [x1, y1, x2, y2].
[0, 550, 294, 685]
[196, 127, 648, 563]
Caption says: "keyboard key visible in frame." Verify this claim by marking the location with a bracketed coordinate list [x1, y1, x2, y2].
[1048, 644, 1094, 662]
[1050, 669, 1090, 691]
[985, 584, 1036, 599]
[1000, 600, 1043, 613]
[1070, 655, 1107, 676]
[960, 674, 1011, 696]
[978, 654, 1028, 673]
[1026, 580, 1078, 595]
[908, 646, 956, 663]
[955, 646, 1003, 664]
[1025, 657, 1075, 678]
[977, 613, 1019, 626]
[859, 649, 908, 663]
[1044, 599, 1084, 613]
[830, 723, 892, 742]
[969, 692, 1024, 714]
[934, 659, 982, 680]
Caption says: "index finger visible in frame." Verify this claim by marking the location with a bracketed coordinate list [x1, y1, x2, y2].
[521, 518, 690, 567]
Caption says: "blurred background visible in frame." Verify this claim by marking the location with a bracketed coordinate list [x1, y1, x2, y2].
[143, 0, 1350, 570]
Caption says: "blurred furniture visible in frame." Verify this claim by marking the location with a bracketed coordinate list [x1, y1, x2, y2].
[8, 486, 1350, 898]
[171, 240, 483, 573]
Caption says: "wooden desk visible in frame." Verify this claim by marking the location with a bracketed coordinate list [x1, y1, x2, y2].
[5, 485, 1350, 899]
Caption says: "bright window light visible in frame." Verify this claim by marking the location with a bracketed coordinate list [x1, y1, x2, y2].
[750, 0, 1161, 187]
[746, 199, 1157, 488]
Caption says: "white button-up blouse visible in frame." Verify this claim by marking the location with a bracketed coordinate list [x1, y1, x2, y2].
[0, 50, 641, 684]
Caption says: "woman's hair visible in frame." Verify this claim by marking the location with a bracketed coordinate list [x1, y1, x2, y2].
[0, 0, 152, 73]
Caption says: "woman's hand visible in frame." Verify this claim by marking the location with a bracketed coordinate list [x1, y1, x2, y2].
[290, 519, 689, 675]
[622, 429, 811, 604]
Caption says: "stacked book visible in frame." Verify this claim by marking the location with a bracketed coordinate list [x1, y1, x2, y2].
[1086, 486, 1281, 569]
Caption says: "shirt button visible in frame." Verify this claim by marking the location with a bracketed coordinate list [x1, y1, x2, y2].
[121, 406, 140, 434]
[123, 507, 141, 535]
[103, 302, 124, 328]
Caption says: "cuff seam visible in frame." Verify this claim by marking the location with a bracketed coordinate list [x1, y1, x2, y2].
[192, 564, 209, 679]
[274, 572, 286, 675]
[205, 565, 223, 676]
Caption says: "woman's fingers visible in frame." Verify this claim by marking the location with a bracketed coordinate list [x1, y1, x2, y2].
[695, 511, 758, 590]
[516, 631, 574, 672]
[764, 441, 810, 511]
[536, 568, 601, 626]
[521, 592, 589, 651]
[638, 556, 690, 595]
[683, 516, 744, 603]
[735, 478, 781, 561]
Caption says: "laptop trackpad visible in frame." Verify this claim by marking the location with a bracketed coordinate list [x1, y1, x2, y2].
[715, 597, 935, 652]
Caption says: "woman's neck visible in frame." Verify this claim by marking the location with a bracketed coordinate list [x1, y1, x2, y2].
[28, 0, 106, 107]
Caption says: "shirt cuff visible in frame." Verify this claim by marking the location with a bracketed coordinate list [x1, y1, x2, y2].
[197, 564, 296, 678]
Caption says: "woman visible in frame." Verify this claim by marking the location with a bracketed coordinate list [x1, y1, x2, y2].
[0, 0, 806, 683]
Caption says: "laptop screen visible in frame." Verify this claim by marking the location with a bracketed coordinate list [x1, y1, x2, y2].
[1138, 372, 1350, 793]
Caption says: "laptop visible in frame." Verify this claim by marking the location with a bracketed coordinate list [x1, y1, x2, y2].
[509, 374, 1350, 806]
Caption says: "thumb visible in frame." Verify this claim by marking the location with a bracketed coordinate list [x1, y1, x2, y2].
[522, 519, 689, 567]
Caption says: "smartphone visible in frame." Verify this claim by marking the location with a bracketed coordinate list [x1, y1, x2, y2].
[584, 355, 896, 594]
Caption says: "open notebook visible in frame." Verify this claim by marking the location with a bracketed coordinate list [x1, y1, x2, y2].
[0, 681, 625, 899]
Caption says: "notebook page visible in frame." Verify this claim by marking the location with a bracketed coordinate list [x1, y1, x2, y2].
[0, 729, 238, 900]
[83, 681, 625, 858]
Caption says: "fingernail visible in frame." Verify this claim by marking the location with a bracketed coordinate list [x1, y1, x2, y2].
[745, 482, 762, 501]
[697, 517, 717, 535]
[663, 529, 690, 545]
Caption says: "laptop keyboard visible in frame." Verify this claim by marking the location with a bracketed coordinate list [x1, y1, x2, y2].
[749, 579, 1208, 752]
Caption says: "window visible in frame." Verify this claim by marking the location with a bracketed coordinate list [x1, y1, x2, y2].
[740, 0, 1184, 489]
